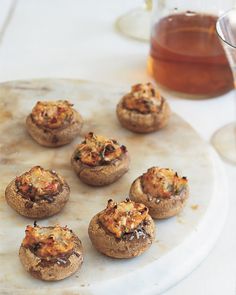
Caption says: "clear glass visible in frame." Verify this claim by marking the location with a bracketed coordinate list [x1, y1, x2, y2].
[148, 0, 235, 98]
[211, 8, 236, 164]
[115, 0, 152, 42]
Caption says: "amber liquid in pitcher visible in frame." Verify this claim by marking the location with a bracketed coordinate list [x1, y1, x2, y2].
[148, 13, 234, 97]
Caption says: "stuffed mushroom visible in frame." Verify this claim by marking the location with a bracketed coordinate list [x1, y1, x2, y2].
[26, 100, 83, 147]
[19, 224, 83, 281]
[5, 166, 70, 218]
[88, 199, 155, 258]
[71, 132, 130, 186]
[116, 83, 171, 133]
[129, 167, 189, 219]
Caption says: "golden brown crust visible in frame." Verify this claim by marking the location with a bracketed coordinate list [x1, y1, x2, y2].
[88, 212, 155, 259]
[98, 199, 149, 238]
[129, 175, 189, 219]
[19, 228, 83, 281]
[26, 109, 83, 147]
[15, 166, 62, 198]
[31, 100, 74, 129]
[73, 132, 126, 166]
[5, 172, 70, 219]
[116, 99, 171, 133]
[71, 151, 130, 186]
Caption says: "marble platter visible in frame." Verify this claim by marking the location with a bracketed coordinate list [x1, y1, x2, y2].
[0, 79, 227, 295]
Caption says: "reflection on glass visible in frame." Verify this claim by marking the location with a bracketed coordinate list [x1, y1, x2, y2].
[212, 8, 236, 164]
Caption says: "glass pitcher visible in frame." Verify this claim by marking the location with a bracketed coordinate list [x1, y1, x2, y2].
[148, 0, 235, 98]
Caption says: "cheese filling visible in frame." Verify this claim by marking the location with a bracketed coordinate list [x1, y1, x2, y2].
[122, 83, 163, 114]
[98, 199, 148, 238]
[74, 132, 127, 166]
[141, 167, 188, 199]
[16, 166, 62, 201]
[31, 100, 74, 129]
[22, 225, 75, 257]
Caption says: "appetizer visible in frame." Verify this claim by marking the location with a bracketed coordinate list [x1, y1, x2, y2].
[71, 132, 130, 186]
[19, 224, 83, 281]
[26, 100, 83, 147]
[129, 167, 189, 219]
[88, 199, 155, 258]
[116, 82, 171, 133]
[5, 166, 70, 218]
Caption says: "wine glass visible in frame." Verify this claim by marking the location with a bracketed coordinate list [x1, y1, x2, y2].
[115, 0, 152, 42]
[211, 8, 236, 164]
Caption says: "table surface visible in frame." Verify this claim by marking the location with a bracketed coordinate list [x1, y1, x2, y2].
[0, 0, 235, 294]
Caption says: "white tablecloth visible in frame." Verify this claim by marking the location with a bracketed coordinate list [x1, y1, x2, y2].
[0, 0, 235, 294]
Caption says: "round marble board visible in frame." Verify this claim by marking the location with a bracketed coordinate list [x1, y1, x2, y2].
[0, 79, 227, 295]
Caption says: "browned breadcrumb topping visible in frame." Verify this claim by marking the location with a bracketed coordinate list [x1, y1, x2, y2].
[98, 199, 149, 238]
[122, 83, 163, 114]
[141, 167, 188, 199]
[15, 166, 62, 202]
[31, 100, 74, 129]
[74, 132, 127, 166]
[22, 225, 76, 258]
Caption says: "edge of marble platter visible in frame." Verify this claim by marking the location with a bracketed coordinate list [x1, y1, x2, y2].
[92, 149, 228, 295]
[0, 78, 228, 295]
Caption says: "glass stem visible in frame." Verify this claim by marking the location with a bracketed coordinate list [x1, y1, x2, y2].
[145, 0, 152, 11]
